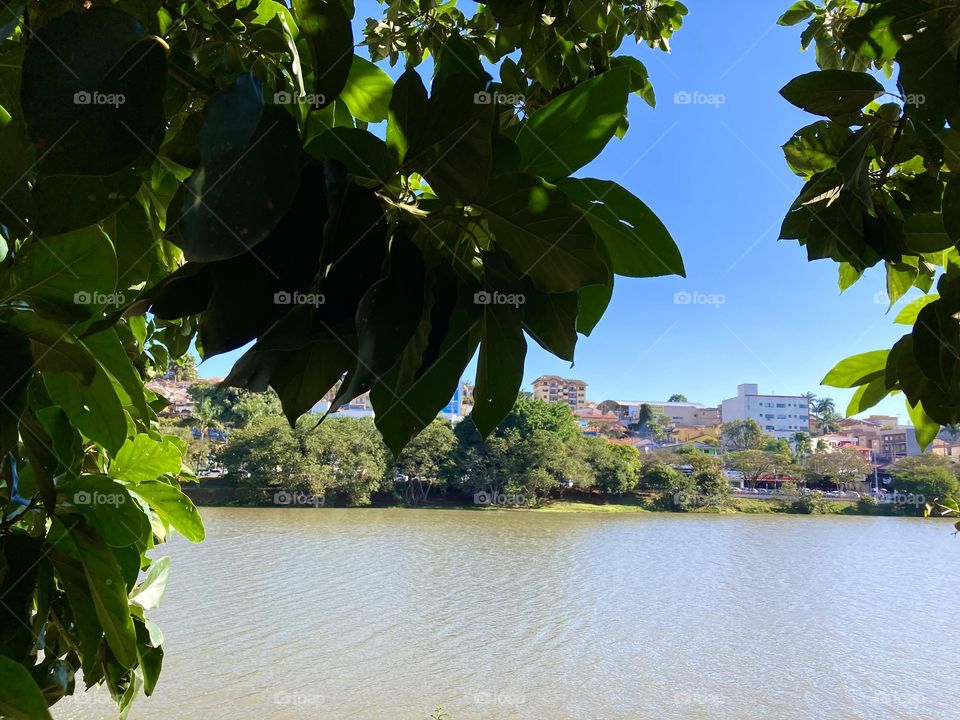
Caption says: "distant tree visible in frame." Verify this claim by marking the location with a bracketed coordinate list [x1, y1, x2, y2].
[630, 403, 669, 440]
[792, 432, 812, 460]
[941, 424, 960, 443]
[393, 420, 457, 505]
[309, 418, 389, 506]
[721, 419, 768, 450]
[668, 394, 688, 403]
[498, 395, 580, 442]
[889, 455, 960, 506]
[726, 449, 789, 489]
[764, 437, 792, 456]
[586, 439, 641, 495]
[807, 447, 871, 493]
[169, 353, 199, 381]
[812, 397, 836, 418]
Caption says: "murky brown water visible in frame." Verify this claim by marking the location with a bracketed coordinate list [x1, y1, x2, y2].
[54, 509, 959, 719]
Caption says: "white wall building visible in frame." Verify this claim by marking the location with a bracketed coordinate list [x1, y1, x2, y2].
[600, 400, 720, 427]
[721, 383, 810, 439]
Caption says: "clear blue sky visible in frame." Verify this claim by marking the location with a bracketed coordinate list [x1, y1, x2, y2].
[197, 1, 915, 421]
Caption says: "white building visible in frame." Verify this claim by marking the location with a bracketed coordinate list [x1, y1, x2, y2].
[721, 383, 810, 439]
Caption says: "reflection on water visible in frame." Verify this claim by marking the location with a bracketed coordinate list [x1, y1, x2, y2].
[54, 509, 960, 720]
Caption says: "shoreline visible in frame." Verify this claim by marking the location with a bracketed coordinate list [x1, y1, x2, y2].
[180, 485, 938, 518]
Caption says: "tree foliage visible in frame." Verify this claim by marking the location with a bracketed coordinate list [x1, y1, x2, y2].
[0, 1, 689, 711]
[780, 0, 960, 447]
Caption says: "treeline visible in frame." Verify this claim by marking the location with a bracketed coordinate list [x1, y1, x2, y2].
[170, 390, 960, 514]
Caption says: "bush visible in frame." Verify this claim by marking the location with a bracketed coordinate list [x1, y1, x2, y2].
[790, 491, 827, 514]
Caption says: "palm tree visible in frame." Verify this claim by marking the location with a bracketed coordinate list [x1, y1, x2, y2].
[812, 397, 835, 418]
[792, 431, 812, 459]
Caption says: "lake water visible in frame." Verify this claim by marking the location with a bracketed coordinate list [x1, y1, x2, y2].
[54, 508, 960, 720]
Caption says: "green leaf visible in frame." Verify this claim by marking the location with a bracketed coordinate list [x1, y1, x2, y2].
[0, 654, 53, 720]
[838, 262, 862, 292]
[942, 177, 960, 244]
[20, 7, 167, 175]
[780, 70, 883, 117]
[110, 435, 183, 482]
[822, 349, 890, 388]
[906, 398, 939, 449]
[778, 0, 817, 26]
[386, 67, 428, 163]
[292, 0, 353, 107]
[577, 277, 614, 336]
[63, 475, 150, 550]
[903, 213, 953, 253]
[371, 281, 480, 456]
[69, 521, 139, 668]
[340, 56, 393, 123]
[843, 0, 938, 61]
[894, 294, 938, 324]
[846, 376, 889, 416]
[32, 171, 141, 237]
[472, 301, 526, 438]
[782, 121, 852, 177]
[0, 323, 35, 454]
[44, 366, 128, 455]
[556, 178, 684, 278]
[521, 288, 579, 361]
[129, 481, 205, 542]
[7, 312, 97, 381]
[515, 67, 630, 180]
[130, 556, 170, 611]
[0, 226, 117, 319]
[402, 72, 493, 202]
[168, 75, 302, 262]
[270, 334, 357, 426]
[305, 127, 393, 181]
[478, 173, 607, 293]
[886, 261, 918, 305]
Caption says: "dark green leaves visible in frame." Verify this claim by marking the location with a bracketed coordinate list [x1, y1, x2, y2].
[20, 6, 167, 175]
[515, 67, 630, 180]
[0, 654, 52, 720]
[479, 173, 607, 293]
[167, 75, 302, 261]
[780, 70, 883, 117]
[556, 178, 684, 278]
[0, 323, 33, 453]
[292, 0, 354, 107]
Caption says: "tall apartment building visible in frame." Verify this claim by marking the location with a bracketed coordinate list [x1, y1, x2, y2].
[532, 375, 587, 411]
[721, 383, 810, 439]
